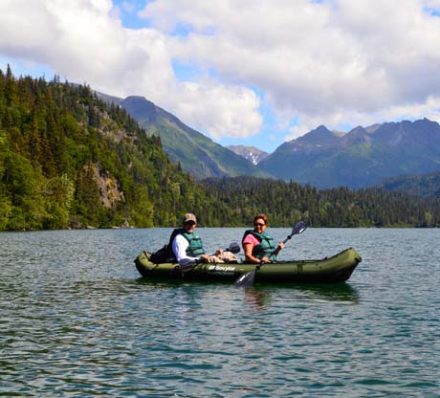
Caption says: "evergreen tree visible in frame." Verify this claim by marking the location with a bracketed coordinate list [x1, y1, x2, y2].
[0, 67, 439, 231]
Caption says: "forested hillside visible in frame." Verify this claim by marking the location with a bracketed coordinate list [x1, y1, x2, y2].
[203, 177, 440, 227]
[118, 96, 269, 179]
[378, 172, 440, 198]
[1, 68, 439, 231]
[0, 66, 221, 230]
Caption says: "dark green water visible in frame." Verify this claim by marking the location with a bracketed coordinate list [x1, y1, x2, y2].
[1, 228, 439, 397]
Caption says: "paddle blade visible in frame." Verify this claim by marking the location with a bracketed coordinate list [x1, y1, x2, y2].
[292, 220, 307, 235]
[283, 221, 307, 244]
[235, 270, 256, 287]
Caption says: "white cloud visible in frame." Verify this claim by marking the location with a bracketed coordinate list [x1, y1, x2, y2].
[171, 81, 262, 139]
[423, 0, 440, 10]
[285, 96, 440, 142]
[142, 0, 440, 137]
[1, 0, 440, 145]
[0, 0, 125, 83]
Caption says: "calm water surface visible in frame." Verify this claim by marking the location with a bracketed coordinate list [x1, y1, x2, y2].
[1, 228, 439, 397]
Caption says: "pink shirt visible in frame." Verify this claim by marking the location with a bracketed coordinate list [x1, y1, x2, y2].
[243, 234, 260, 247]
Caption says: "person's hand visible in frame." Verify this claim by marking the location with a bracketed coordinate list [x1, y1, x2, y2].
[277, 241, 285, 250]
[199, 255, 218, 263]
[199, 254, 210, 263]
[215, 248, 224, 256]
[261, 256, 271, 264]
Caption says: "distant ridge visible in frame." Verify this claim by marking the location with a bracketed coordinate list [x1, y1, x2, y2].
[100, 94, 271, 179]
[378, 172, 440, 198]
[97, 90, 440, 190]
[259, 119, 440, 189]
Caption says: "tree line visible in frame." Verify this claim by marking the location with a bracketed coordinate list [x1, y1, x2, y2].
[202, 177, 440, 227]
[0, 66, 439, 231]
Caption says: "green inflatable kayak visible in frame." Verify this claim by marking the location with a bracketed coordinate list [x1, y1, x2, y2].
[134, 247, 362, 284]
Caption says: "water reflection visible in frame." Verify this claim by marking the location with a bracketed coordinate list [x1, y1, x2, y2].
[242, 283, 359, 309]
[136, 278, 360, 307]
[244, 288, 271, 309]
[292, 283, 360, 303]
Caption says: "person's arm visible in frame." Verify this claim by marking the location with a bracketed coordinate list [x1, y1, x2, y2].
[243, 242, 262, 263]
[172, 234, 210, 266]
[272, 241, 285, 256]
[242, 234, 270, 264]
[172, 234, 198, 266]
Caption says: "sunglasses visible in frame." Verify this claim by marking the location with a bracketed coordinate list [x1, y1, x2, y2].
[254, 222, 265, 227]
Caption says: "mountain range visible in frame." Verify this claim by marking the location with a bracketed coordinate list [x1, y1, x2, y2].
[99, 92, 440, 191]
[98, 94, 268, 179]
[258, 119, 440, 188]
[2, 68, 439, 231]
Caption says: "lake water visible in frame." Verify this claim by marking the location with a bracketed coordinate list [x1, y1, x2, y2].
[1, 228, 439, 397]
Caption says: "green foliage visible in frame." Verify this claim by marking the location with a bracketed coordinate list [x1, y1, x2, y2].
[44, 174, 75, 229]
[379, 172, 440, 198]
[202, 177, 440, 227]
[1, 67, 438, 231]
[0, 150, 47, 230]
[0, 196, 12, 230]
[0, 67, 213, 230]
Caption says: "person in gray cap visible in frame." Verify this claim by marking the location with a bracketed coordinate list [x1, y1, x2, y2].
[170, 213, 220, 267]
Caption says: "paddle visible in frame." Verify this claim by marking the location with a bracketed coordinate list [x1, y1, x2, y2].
[235, 220, 307, 287]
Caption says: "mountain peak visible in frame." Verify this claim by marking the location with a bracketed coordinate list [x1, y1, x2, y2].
[295, 125, 339, 148]
[341, 126, 371, 146]
[120, 96, 159, 123]
[227, 145, 269, 165]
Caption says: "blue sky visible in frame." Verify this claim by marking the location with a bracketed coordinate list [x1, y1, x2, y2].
[1, 0, 440, 153]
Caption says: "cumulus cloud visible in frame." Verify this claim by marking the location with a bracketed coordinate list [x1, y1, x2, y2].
[1, 0, 126, 85]
[170, 81, 262, 139]
[1, 0, 440, 145]
[142, 0, 440, 136]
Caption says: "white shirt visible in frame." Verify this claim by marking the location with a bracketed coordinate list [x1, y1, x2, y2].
[172, 234, 199, 266]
